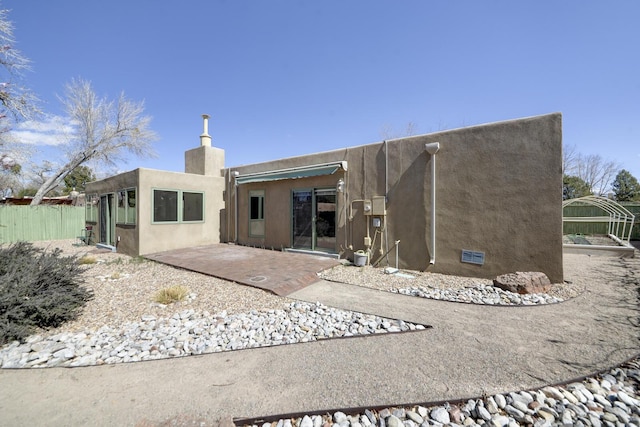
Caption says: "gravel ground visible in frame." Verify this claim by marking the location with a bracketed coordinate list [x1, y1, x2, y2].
[29, 239, 583, 337]
[31, 240, 292, 334]
[319, 263, 583, 301]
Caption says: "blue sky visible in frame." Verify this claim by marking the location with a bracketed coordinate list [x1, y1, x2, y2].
[4, 1, 640, 182]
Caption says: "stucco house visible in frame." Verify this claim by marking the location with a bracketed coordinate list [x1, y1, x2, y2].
[84, 112, 563, 282]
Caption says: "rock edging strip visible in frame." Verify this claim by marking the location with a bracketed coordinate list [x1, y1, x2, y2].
[0, 301, 428, 369]
[235, 357, 640, 427]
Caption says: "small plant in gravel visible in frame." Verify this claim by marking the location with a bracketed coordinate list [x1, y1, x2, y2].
[0, 241, 94, 345]
[78, 255, 98, 265]
[154, 285, 189, 305]
[106, 257, 124, 265]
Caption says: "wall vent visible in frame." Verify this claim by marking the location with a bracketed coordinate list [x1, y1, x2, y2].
[461, 249, 485, 265]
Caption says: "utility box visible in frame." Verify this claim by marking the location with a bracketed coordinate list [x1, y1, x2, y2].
[371, 196, 386, 216]
[363, 200, 372, 215]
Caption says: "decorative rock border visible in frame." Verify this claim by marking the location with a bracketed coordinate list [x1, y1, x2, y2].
[0, 302, 427, 369]
[237, 358, 640, 427]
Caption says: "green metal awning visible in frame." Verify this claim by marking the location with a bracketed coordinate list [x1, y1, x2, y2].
[235, 161, 347, 185]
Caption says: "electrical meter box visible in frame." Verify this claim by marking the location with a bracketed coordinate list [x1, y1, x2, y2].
[371, 196, 386, 216]
[363, 200, 372, 215]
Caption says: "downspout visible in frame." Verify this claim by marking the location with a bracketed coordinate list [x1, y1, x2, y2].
[226, 168, 230, 242]
[233, 171, 239, 243]
[384, 140, 389, 264]
[425, 142, 440, 265]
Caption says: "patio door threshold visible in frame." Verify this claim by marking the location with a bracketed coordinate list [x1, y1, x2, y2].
[284, 248, 340, 259]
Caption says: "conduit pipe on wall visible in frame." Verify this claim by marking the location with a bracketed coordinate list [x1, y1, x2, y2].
[425, 142, 440, 265]
[233, 170, 239, 243]
[384, 140, 390, 264]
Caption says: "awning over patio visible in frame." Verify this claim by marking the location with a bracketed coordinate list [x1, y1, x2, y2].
[235, 161, 347, 185]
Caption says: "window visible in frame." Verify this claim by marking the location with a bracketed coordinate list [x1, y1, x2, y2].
[152, 189, 204, 223]
[127, 189, 137, 224]
[116, 188, 137, 224]
[85, 194, 98, 222]
[249, 190, 265, 237]
[153, 190, 178, 222]
[183, 191, 204, 222]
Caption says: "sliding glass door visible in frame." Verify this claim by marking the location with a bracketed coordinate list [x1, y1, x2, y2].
[292, 188, 336, 252]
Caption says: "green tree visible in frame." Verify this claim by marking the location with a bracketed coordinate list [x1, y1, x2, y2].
[63, 165, 95, 194]
[563, 175, 592, 200]
[15, 187, 37, 198]
[612, 169, 640, 201]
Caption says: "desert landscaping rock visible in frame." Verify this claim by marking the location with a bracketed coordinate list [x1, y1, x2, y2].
[239, 358, 640, 427]
[0, 301, 426, 368]
[393, 283, 563, 305]
[319, 264, 581, 304]
[493, 271, 552, 294]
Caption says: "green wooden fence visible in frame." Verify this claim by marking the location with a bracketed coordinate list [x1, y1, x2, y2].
[0, 205, 85, 244]
[563, 202, 640, 240]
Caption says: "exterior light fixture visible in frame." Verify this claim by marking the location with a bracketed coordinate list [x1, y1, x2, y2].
[336, 178, 345, 193]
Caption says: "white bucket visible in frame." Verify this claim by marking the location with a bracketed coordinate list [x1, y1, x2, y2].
[353, 251, 367, 267]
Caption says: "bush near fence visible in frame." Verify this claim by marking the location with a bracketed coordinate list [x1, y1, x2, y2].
[0, 205, 85, 244]
[563, 202, 640, 240]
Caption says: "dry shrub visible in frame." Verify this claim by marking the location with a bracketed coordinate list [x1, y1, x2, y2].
[154, 285, 189, 305]
[78, 255, 98, 265]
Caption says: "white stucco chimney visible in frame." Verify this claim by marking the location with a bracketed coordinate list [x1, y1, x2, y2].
[200, 114, 212, 147]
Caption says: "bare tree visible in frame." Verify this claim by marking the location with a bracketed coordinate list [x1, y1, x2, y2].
[0, 8, 39, 129]
[563, 144, 620, 196]
[576, 154, 620, 196]
[0, 7, 39, 198]
[379, 121, 418, 140]
[30, 79, 157, 205]
[562, 143, 579, 175]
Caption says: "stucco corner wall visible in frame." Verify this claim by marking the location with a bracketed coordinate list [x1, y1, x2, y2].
[424, 113, 564, 282]
[84, 169, 140, 257]
[137, 169, 225, 256]
[225, 113, 563, 283]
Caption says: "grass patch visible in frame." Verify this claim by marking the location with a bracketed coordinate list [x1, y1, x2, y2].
[154, 285, 189, 305]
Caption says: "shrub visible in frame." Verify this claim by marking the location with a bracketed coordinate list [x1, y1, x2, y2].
[0, 241, 94, 345]
[154, 285, 189, 305]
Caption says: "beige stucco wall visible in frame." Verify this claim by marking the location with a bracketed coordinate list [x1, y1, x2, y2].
[235, 172, 347, 251]
[84, 170, 139, 255]
[137, 169, 225, 255]
[85, 168, 226, 257]
[228, 113, 563, 282]
[185, 145, 225, 176]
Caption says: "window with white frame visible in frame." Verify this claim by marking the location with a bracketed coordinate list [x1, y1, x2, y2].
[249, 190, 265, 237]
